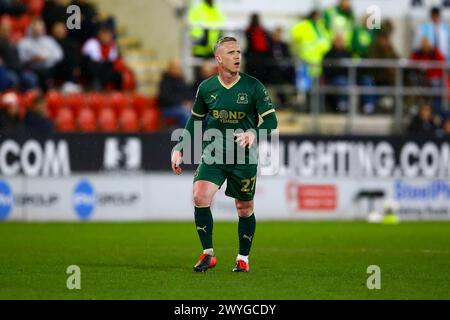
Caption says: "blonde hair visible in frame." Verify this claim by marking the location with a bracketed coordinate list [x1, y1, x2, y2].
[214, 36, 238, 54]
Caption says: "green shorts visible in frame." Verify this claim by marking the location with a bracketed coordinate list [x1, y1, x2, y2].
[193, 164, 258, 201]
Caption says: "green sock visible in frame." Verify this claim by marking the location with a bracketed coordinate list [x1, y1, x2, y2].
[238, 213, 256, 256]
[194, 207, 213, 251]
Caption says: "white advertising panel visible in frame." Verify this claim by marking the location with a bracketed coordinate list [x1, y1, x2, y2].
[1, 174, 449, 222]
[0, 175, 147, 221]
[0, 177, 24, 221]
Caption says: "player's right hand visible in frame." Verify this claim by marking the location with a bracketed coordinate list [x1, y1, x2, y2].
[171, 150, 183, 175]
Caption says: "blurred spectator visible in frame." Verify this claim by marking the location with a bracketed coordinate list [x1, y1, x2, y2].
[69, 0, 103, 46]
[441, 117, 450, 135]
[411, 37, 446, 114]
[380, 19, 394, 37]
[361, 29, 398, 113]
[188, 0, 225, 58]
[266, 27, 295, 107]
[193, 60, 216, 90]
[244, 13, 271, 83]
[291, 10, 331, 79]
[414, 7, 450, 60]
[51, 21, 81, 88]
[365, 30, 398, 86]
[323, 0, 354, 50]
[158, 59, 192, 127]
[81, 25, 122, 91]
[268, 27, 295, 83]
[352, 15, 375, 58]
[42, 0, 67, 32]
[0, 18, 38, 91]
[407, 103, 439, 135]
[0, 92, 23, 133]
[23, 93, 53, 134]
[18, 18, 63, 92]
[411, 37, 445, 85]
[323, 34, 352, 112]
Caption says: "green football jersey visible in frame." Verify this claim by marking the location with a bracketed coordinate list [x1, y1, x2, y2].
[192, 72, 275, 165]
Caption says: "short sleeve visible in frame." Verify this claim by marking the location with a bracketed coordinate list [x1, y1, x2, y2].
[255, 81, 275, 118]
[191, 85, 208, 118]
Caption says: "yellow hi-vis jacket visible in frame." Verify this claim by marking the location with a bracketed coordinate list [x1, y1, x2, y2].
[291, 18, 331, 77]
[188, 1, 225, 57]
[324, 6, 354, 50]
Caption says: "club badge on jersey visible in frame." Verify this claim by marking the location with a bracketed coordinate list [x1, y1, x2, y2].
[237, 93, 249, 104]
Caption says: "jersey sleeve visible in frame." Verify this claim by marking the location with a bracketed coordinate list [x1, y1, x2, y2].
[254, 81, 275, 118]
[191, 85, 208, 118]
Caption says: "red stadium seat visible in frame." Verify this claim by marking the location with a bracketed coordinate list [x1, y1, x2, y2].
[19, 89, 41, 119]
[21, 90, 39, 110]
[121, 68, 136, 91]
[66, 93, 87, 116]
[148, 97, 158, 108]
[25, 0, 45, 16]
[78, 107, 97, 132]
[98, 107, 119, 132]
[88, 93, 110, 115]
[46, 90, 65, 118]
[163, 117, 178, 127]
[113, 58, 136, 91]
[55, 107, 76, 132]
[110, 92, 130, 115]
[141, 108, 161, 132]
[120, 108, 139, 132]
[132, 94, 153, 116]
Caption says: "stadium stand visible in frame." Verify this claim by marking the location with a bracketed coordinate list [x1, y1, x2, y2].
[0, 0, 168, 134]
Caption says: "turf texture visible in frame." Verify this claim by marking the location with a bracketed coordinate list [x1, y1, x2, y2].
[0, 222, 449, 300]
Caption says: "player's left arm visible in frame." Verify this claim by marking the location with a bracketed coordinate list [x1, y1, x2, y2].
[255, 82, 278, 135]
[235, 82, 278, 148]
[258, 109, 278, 134]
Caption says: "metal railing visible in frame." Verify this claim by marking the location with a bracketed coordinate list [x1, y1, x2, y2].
[312, 58, 450, 134]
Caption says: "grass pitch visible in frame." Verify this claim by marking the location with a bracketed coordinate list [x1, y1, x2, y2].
[0, 221, 449, 300]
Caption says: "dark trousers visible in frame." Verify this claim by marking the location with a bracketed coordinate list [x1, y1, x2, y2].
[84, 60, 122, 91]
